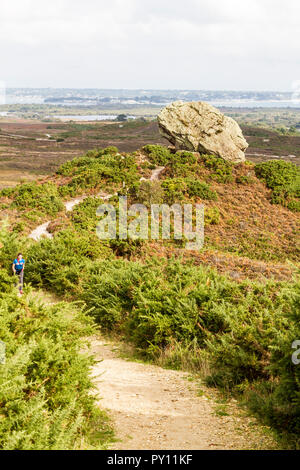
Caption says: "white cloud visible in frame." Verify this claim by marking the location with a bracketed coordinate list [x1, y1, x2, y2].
[0, 0, 299, 89]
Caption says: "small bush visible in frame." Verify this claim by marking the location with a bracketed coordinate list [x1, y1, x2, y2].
[161, 178, 185, 204]
[136, 181, 164, 207]
[255, 161, 300, 211]
[236, 175, 254, 185]
[255, 160, 299, 191]
[142, 145, 173, 165]
[57, 151, 139, 193]
[11, 182, 64, 216]
[287, 200, 300, 212]
[201, 155, 233, 183]
[185, 179, 218, 200]
[205, 207, 221, 225]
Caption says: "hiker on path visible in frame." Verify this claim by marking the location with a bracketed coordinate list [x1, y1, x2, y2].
[12, 253, 25, 295]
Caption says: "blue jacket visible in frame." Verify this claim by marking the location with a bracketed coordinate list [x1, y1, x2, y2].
[13, 259, 25, 274]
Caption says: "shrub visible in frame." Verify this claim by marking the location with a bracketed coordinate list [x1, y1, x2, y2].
[236, 175, 254, 185]
[201, 155, 233, 183]
[185, 179, 218, 200]
[255, 161, 300, 211]
[255, 160, 299, 191]
[57, 151, 139, 193]
[136, 181, 164, 207]
[25, 230, 111, 296]
[142, 145, 173, 165]
[71, 197, 104, 232]
[0, 290, 112, 449]
[0, 187, 15, 198]
[287, 200, 300, 213]
[11, 182, 64, 216]
[205, 207, 221, 225]
[165, 151, 199, 178]
[161, 178, 185, 204]
[95, 146, 119, 157]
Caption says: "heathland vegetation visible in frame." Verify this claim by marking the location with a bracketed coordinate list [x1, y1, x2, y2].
[0, 143, 299, 449]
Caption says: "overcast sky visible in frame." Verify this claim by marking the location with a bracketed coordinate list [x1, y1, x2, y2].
[0, 0, 299, 90]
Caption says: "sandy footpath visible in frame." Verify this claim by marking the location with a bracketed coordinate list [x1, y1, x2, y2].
[90, 338, 276, 450]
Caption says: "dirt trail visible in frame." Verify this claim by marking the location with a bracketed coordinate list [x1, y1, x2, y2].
[29, 221, 53, 241]
[150, 166, 165, 181]
[31, 290, 276, 450]
[89, 337, 275, 450]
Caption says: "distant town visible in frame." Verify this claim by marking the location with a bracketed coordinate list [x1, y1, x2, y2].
[3, 88, 300, 107]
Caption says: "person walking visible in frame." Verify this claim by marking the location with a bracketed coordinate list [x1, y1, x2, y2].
[12, 253, 25, 295]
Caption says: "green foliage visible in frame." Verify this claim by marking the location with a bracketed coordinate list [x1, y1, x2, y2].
[185, 179, 218, 200]
[79, 258, 300, 445]
[57, 148, 139, 194]
[165, 151, 199, 178]
[25, 230, 111, 296]
[255, 160, 300, 211]
[0, 227, 112, 449]
[201, 155, 234, 183]
[0, 227, 113, 449]
[71, 197, 103, 232]
[236, 175, 254, 185]
[142, 145, 173, 165]
[205, 207, 221, 225]
[0, 292, 113, 449]
[161, 178, 185, 204]
[0, 187, 15, 198]
[0, 222, 27, 272]
[3, 182, 63, 216]
[255, 160, 299, 191]
[161, 178, 217, 203]
[287, 199, 300, 213]
[136, 180, 164, 207]
[95, 146, 119, 157]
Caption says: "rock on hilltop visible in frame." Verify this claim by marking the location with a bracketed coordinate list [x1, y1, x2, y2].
[157, 101, 248, 163]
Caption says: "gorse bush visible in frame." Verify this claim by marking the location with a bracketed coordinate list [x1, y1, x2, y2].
[0, 296, 99, 450]
[161, 178, 186, 203]
[71, 197, 104, 232]
[201, 154, 234, 183]
[185, 179, 218, 200]
[163, 150, 200, 179]
[25, 230, 111, 296]
[255, 160, 299, 191]
[1, 182, 64, 216]
[142, 145, 173, 166]
[205, 207, 221, 225]
[57, 147, 139, 194]
[255, 160, 300, 212]
[161, 178, 217, 203]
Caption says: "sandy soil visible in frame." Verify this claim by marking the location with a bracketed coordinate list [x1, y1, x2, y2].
[89, 337, 276, 450]
[29, 221, 53, 241]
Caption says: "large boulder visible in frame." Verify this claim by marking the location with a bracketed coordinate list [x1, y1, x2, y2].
[157, 101, 248, 163]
